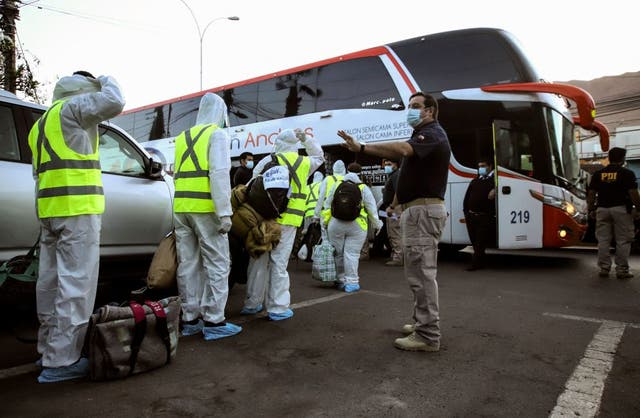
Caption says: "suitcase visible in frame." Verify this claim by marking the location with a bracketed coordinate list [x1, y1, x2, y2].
[85, 296, 181, 381]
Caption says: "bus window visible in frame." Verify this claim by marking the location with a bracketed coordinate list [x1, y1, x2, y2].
[223, 84, 258, 126]
[391, 30, 533, 93]
[316, 57, 402, 112]
[256, 70, 318, 121]
[545, 108, 580, 183]
[494, 121, 533, 176]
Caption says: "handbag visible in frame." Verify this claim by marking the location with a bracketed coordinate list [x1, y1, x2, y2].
[86, 296, 181, 381]
[0, 236, 39, 288]
[311, 228, 337, 282]
[146, 231, 177, 289]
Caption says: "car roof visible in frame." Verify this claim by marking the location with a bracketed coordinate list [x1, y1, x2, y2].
[0, 89, 47, 110]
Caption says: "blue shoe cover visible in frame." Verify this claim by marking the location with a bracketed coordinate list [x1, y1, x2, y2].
[268, 309, 294, 321]
[203, 322, 242, 340]
[334, 281, 345, 290]
[38, 357, 89, 383]
[181, 319, 204, 336]
[240, 304, 263, 315]
[344, 284, 360, 293]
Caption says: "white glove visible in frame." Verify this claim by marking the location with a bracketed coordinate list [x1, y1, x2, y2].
[218, 216, 232, 234]
[294, 128, 307, 143]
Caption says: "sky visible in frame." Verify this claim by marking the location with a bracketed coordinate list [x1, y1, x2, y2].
[13, 0, 640, 110]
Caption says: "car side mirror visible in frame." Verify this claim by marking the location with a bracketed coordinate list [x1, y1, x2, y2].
[147, 158, 163, 178]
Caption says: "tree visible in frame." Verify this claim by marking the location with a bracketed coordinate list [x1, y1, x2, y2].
[1, 0, 40, 102]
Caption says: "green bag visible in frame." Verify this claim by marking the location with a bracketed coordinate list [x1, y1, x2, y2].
[0, 239, 39, 288]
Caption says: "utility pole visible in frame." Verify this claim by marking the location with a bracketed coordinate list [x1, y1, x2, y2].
[0, 0, 20, 93]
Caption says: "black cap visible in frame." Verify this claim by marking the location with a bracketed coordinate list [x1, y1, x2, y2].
[73, 70, 96, 79]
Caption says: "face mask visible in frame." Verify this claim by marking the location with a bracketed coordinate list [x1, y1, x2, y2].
[246, 161, 254, 169]
[406, 108, 422, 127]
[478, 167, 488, 176]
[384, 166, 393, 174]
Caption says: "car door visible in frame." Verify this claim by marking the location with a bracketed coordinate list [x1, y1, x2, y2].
[97, 125, 174, 257]
[0, 102, 40, 260]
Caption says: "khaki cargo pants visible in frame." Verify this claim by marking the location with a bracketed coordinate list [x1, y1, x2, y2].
[401, 203, 448, 345]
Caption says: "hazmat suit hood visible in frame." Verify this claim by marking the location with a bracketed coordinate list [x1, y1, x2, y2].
[52, 74, 101, 101]
[196, 93, 229, 127]
[274, 129, 299, 153]
[332, 160, 346, 176]
[312, 172, 324, 183]
[343, 172, 362, 184]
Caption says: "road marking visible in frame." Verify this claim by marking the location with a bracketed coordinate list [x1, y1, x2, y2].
[234, 289, 401, 325]
[544, 312, 637, 418]
[544, 312, 640, 329]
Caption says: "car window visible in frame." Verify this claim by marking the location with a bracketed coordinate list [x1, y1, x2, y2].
[99, 127, 146, 176]
[0, 105, 20, 161]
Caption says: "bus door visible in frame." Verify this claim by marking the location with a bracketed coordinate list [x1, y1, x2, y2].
[493, 120, 543, 249]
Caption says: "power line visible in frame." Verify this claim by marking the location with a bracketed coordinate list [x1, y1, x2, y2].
[24, 3, 165, 32]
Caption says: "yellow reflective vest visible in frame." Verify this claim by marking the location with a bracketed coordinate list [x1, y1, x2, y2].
[274, 152, 311, 227]
[28, 100, 104, 218]
[323, 182, 368, 231]
[173, 124, 219, 213]
[305, 181, 321, 218]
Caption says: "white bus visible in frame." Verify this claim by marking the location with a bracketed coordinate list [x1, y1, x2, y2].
[112, 27, 609, 250]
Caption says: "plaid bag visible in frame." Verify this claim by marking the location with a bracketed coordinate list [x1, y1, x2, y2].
[311, 229, 337, 282]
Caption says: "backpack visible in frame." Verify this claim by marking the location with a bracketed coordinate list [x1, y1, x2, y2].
[247, 153, 293, 219]
[331, 180, 362, 221]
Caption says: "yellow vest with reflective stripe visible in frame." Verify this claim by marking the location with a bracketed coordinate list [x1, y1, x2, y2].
[323, 182, 368, 230]
[28, 99, 104, 218]
[324, 174, 343, 199]
[305, 181, 321, 218]
[173, 124, 218, 213]
[275, 152, 311, 227]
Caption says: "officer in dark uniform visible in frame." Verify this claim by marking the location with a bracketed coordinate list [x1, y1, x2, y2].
[587, 147, 640, 279]
[463, 157, 496, 271]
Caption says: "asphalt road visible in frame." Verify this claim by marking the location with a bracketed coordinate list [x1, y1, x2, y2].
[0, 247, 638, 417]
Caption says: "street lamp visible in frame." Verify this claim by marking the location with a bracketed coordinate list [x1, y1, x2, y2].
[178, 0, 239, 90]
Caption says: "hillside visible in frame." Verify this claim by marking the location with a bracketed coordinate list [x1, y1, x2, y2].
[559, 71, 640, 134]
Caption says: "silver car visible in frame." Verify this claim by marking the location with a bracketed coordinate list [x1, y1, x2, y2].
[0, 90, 174, 262]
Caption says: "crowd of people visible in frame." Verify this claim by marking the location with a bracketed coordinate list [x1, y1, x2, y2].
[29, 71, 637, 384]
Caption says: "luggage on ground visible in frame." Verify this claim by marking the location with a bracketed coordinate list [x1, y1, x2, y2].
[85, 296, 180, 381]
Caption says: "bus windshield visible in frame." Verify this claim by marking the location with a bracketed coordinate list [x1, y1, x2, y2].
[545, 107, 581, 186]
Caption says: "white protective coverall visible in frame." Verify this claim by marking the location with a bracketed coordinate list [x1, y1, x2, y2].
[324, 172, 382, 286]
[244, 130, 324, 317]
[174, 93, 233, 325]
[314, 160, 346, 220]
[302, 171, 325, 233]
[35, 74, 125, 368]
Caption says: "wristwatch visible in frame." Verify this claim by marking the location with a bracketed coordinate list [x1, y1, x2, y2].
[359, 142, 366, 153]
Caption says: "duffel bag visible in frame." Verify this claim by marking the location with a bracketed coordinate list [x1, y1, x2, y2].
[86, 296, 181, 381]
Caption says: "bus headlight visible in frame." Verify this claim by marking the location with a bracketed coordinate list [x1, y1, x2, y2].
[529, 190, 581, 219]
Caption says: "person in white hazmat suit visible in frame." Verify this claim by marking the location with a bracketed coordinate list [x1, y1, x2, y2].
[296, 171, 325, 260]
[323, 162, 383, 292]
[28, 71, 125, 383]
[173, 93, 241, 340]
[313, 160, 346, 221]
[240, 129, 324, 320]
